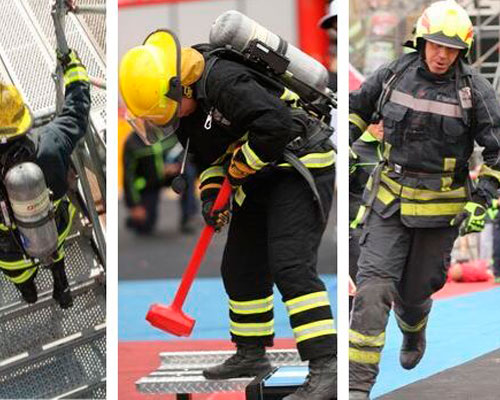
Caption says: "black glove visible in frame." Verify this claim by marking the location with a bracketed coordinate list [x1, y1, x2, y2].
[201, 199, 230, 232]
[199, 172, 231, 231]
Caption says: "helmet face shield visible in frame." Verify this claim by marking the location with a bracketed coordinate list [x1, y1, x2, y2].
[119, 29, 182, 144]
[125, 111, 179, 145]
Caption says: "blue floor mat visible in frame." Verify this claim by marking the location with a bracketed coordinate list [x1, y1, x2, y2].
[119, 275, 337, 342]
[372, 286, 500, 398]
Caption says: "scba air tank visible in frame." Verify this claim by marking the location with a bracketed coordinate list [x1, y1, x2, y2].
[5, 162, 58, 262]
[209, 10, 330, 101]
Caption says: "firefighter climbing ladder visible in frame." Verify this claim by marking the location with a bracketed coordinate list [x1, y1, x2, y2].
[0, 1, 106, 398]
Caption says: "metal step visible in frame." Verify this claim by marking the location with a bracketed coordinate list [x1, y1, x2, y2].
[0, 325, 106, 399]
[0, 278, 105, 361]
[137, 350, 305, 395]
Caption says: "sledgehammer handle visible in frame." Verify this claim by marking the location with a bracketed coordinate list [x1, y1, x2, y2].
[172, 178, 232, 308]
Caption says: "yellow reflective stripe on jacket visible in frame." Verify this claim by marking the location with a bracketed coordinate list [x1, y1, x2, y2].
[64, 66, 90, 85]
[479, 164, 500, 184]
[241, 142, 268, 170]
[278, 150, 335, 169]
[401, 202, 465, 216]
[380, 173, 467, 201]
[285, 291, 331, 316]
[396, 315, 428, 333]
[349, 113, 368, 133]
[229, 295, 274, 315]
[349, 329, 385, 347]
[441, 158, 456, 191]
[7, 267, 37, 284]
[293, 319, 336, 343]
[230, 320, 274, 337]
[200, 165, 226, 184]
[349, 348, 381, 364]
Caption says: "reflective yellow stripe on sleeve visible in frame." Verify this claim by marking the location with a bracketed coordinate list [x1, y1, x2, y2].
[349, 348, 381, 364]
[64, 66, 90, 85]
[293, 319, 336, 343]
[479, 164, 500, 184]
[349, 113, 368, 133]
[234, 186, 246, 206]
[285, 291, 331, 316]
[230, 320, 275, 337]
[200, 166, 226, 184]
[229, 295, 274, 315]
[241, 142, 268, 170]
[349, 329, 385, 347]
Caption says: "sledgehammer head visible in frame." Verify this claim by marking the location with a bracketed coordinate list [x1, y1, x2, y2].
[146, 303, 195, 337]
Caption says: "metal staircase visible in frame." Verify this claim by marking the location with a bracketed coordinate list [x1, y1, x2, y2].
[461, 0, 500, 90]
[0, 1, 106, 398]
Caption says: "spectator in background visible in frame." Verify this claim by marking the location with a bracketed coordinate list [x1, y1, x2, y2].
[319, 0, 337, 92]
[123, 129, 198, 235]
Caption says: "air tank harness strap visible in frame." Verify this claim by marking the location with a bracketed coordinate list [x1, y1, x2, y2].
[359, 161, 386, 226]
[282, 149, 326, 224]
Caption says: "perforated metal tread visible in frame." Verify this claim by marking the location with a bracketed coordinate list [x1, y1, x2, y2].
[137, 350, 304, 394]
[0, 279, 105, 361]
[0, 328, 106, 399]
[0, 0, 106, 126]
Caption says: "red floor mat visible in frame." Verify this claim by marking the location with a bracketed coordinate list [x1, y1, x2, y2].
[433, 279, 498, 300]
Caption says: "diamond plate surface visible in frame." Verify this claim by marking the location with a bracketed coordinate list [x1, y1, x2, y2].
[137, 350, 304, 394]
[0, 333, 106, 399]
[158, 349, 303, 369]
[137, 375, 251, 394]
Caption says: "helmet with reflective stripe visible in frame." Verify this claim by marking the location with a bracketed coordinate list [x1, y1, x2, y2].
[0, 82, 33, 143]
[414, 0, 473, 54]
[119, 30, 205, 144]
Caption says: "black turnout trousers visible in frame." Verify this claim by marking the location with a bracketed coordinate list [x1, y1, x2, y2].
[221, 168, 336, 361]
[350, 211, 458, 392]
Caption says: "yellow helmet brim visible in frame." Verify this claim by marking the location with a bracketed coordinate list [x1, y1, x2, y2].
[0, 105, 33, 143]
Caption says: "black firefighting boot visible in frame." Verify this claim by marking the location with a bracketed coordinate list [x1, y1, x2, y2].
[349, 390, 369, 400]
[51, 261, 73, 309]
[15, 278, 38, 304]
[283, 354, 337, 400]
[202, 344, 272, 380]
[400, 327, 426, 370]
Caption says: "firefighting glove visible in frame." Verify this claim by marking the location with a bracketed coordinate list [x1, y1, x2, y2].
[228, 147, 257, 188]
[451, 201, 487, 236]
[56, 49, 89, 86]
[200, 175, 231, 232]
[201, 200, 230, 232]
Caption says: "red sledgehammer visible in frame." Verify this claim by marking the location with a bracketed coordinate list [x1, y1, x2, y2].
[146, 177, 232, 336]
